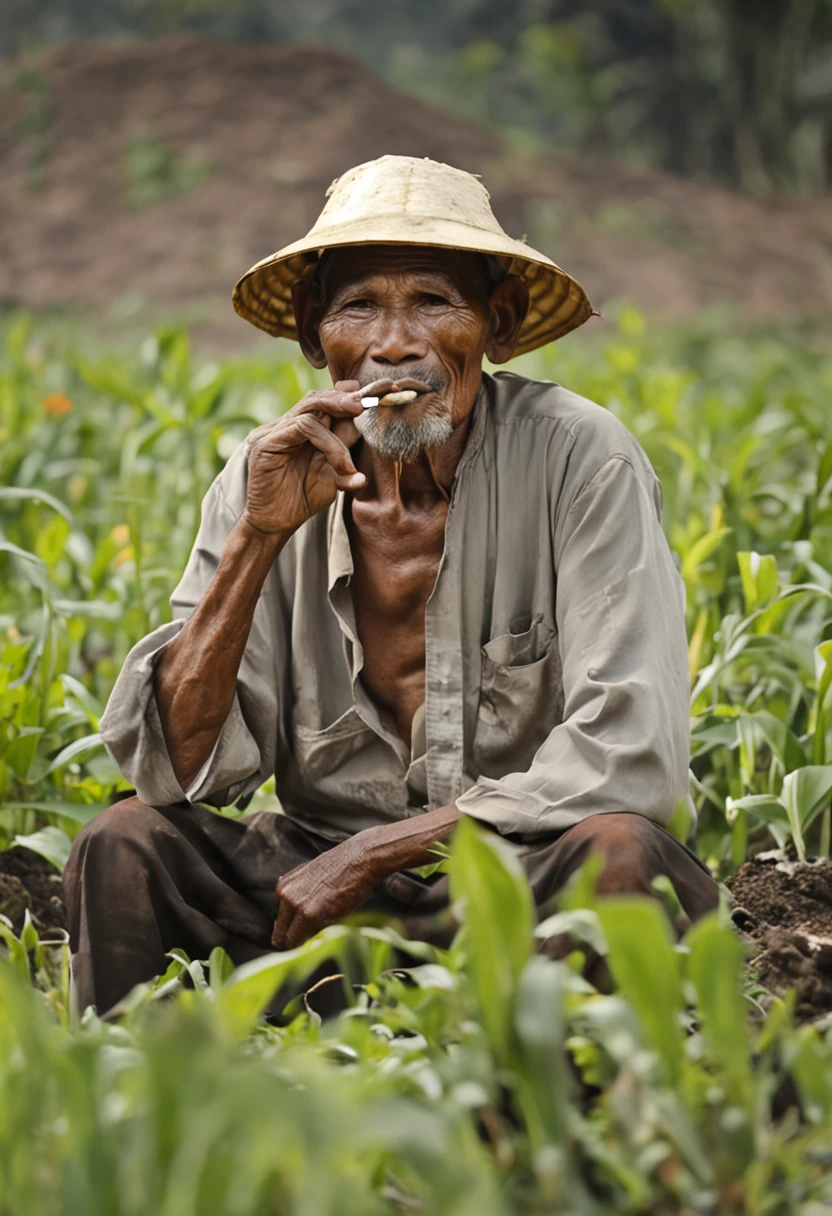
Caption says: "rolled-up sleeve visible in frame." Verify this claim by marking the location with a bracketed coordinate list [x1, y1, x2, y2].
[100, 474, 283, 809]
[456, 454, 691, 837]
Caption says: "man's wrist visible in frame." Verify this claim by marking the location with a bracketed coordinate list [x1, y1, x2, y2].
[236, 513, 295, 550]
[348, 806, 461, 882]
[344, 824, 392, 881]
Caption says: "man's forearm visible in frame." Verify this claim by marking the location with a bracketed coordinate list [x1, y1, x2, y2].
[352, 804, 462, 879]
[155, 516, 291, 790]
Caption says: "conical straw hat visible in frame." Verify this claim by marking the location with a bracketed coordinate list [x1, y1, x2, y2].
[232, 156, 595, 355]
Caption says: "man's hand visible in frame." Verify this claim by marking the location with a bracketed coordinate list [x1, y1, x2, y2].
[271, 837, 376, 950]
[243, 378, 401, 537]
[271, 804, 462, 950]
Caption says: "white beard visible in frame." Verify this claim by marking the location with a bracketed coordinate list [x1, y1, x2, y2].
[360, 411, 453, 462]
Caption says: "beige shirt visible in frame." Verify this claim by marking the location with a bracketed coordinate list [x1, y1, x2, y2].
[101, 371, 693, 842]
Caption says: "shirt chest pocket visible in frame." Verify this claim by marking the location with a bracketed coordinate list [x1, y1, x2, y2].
[293, 708, 410, 815]
[293, 707, 374, 782]
[473, 614, 565, 780]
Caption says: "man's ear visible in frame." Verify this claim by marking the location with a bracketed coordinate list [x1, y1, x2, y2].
[485, 275, 529, 364]
[292, 280, 328, 369]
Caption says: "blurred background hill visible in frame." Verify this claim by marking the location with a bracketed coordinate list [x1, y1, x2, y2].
[2, 0, 832, 344]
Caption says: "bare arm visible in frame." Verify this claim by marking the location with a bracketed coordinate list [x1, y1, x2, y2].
[154, 518, 290, 790]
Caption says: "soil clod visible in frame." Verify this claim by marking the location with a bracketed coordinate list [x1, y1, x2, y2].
[727, 854, 832, 1021]
[0, 848, 67, 936]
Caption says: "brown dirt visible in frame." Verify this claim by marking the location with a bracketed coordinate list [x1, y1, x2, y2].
[2, 35, 832, 344]
[0, 848, 67, 937]
[727, 855, 832, 1022]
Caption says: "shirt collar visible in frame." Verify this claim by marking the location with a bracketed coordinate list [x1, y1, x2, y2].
[456, 374, 489, 476]
[327, 491, 353, 592]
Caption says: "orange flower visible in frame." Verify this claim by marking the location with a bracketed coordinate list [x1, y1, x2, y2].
[43, 392, 73, 417]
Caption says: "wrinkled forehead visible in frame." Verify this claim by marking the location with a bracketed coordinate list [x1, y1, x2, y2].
[316, 244, 493, 299]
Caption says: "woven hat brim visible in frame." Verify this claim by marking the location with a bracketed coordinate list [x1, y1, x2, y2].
[232, 216, 594, 356]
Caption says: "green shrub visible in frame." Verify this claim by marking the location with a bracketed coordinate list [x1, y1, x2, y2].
[0, 819, 831, 1213]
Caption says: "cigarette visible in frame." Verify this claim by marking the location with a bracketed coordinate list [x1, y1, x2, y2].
[361, 390, 419, 409]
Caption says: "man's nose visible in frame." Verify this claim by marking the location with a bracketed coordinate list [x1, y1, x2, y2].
[368, 311, 428, 365]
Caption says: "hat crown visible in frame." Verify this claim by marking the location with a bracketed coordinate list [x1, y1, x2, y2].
[232, 155, 594, 354]
[312, 155, 505, 238]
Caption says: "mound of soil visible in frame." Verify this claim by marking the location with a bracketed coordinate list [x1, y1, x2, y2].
[727, 854, 832, 1022]
[2, 35, 832, 342]
[0, 848, 67, 937]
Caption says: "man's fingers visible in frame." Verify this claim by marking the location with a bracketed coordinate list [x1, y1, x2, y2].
[334, 472, 366, 492]
[284, 913, 319, 951]
[248, 381, 393, 449]
[271, 896, 294, 949]
[332, 416, 362, 451]
[295, 389, 364, 420]
[272, 904, 317, 952]
[292, 415, 365, 484]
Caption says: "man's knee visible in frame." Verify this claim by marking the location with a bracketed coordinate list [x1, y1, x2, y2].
[565, 812, 664, 896]
[65, 796, 164, 880]
[566, 811, 657, 852]
[564, 812, 718, 918]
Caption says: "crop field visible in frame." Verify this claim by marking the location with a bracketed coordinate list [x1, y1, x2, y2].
[1, 310, 832, 1213]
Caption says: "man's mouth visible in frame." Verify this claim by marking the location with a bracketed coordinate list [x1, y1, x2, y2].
[360, 377, 435, 409]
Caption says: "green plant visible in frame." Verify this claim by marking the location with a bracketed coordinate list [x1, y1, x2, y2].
[1, 822, 831, 1213]
[0, 317, 322, 851]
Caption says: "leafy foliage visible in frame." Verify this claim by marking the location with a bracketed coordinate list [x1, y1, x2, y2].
[2, 309, 832, 1209]
[1, 823, 832, 1213]
[0, 315, 321, 846]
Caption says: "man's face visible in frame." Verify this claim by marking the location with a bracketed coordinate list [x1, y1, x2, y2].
[295, 246, 526, 461]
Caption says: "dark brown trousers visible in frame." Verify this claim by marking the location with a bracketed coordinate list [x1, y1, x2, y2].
[63, 799, 718, 1016]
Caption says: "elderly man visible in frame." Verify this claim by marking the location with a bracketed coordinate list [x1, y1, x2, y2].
[64, 156, 717, 1014]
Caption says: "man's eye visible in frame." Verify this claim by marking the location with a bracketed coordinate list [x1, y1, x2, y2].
[345, 299, 372, 310]
[423, 295, 449, 306]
